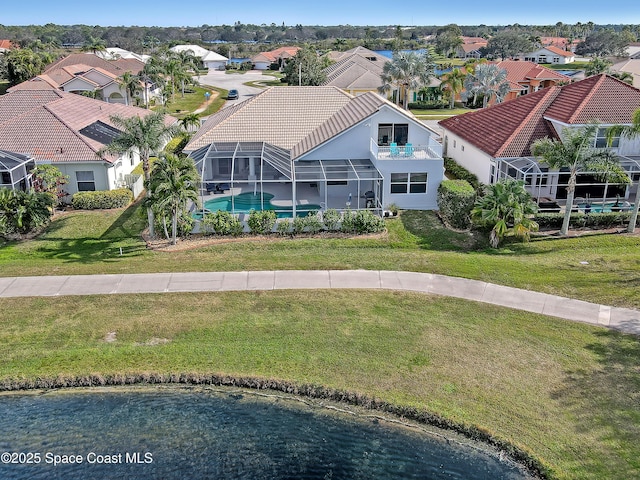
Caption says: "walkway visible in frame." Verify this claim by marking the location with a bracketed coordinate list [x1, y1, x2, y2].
[2, 270, 639, 335]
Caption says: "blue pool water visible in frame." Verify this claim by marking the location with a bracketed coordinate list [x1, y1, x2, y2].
[577, 201, 632, 213]
[194, 192, 322, 219]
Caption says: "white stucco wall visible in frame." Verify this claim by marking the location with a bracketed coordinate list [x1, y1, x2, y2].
[298, 106, 443, 210]
[54, 162, 110, 199]
[442, 129, 495, 184]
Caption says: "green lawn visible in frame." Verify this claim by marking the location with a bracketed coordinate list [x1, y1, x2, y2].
[1, 206, 639, 309]
[153, 85, 226, 119]
[1, 290, 638, 479]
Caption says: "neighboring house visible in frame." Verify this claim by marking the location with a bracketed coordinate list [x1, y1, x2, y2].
[625, 43, 640, 58]
[539, 37, 581, 52]
[495, 60, 572, 101]
[322, 47, 390, 96]
[0, 88, 177, 199]
[44, 53, 144, 76]
[456, 43, 486, 59]
[9, 64, 130, 104]
[0, 150, 34, 191]
[323, 46, 441, 105]
[184, 86, 444, 214]
[439, 74, 640, 203]
[0, 39, 17, 54]
[522, 46, 575, 64]
[611, 59, 640, 88]
[251, 46, 300, 70]
[96, 47, 150, 63]
[169, 45, 228, 70]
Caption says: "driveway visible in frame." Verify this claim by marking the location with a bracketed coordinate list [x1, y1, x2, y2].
[196, 70, 279, 108]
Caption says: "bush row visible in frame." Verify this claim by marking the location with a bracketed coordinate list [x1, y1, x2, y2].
[443, 157, 481, 190]
[534, 211, 637, 229]
[71, 189, 133, 210]
[201, 209, 386, 236]
[437, 180, 476, 229]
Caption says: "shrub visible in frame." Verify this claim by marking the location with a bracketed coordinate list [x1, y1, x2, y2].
[534, 211, 630, 230]
[164, 136, 190, 156]
[304, 211, 323, 234]
[71, 189, 133, 210]
[341, 210, 385, 234]
[202, 210, 236, 235]
[275, 218, 292, 236]
[443, 157, 481, 190]
[322, 209, 341, 231]
[0, 190, 54, 236]
[247, 209, 277, 234]
[292, 215, 306, 235]
[437, 180, 476, 229]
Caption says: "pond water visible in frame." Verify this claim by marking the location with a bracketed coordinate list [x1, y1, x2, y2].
[0, 387, 533, 480]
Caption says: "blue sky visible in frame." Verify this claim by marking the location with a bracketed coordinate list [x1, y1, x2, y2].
[2, 0, 638, 27]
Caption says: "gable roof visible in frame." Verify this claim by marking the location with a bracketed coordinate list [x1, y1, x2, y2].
[0, 39, 16, 50]
[9, 64, 119, 92]
[322, 48, 389, 90]
[0, 89, 175, 164]
[44, 53, 144, 76]
[496, 60, 571, 83]
[439, 74, 640, 158]
[185, 86, 419, 160]
[543, 45, 575, 57]
[252, 46, 300, 63]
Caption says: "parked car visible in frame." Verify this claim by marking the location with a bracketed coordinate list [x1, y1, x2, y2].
[227, 89, 239, 100]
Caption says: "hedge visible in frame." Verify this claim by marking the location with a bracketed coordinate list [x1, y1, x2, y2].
[534, 211, 635, 229]
[437, 180, 476, 229]
[71, 189, 133, 210]
[443, 157, 481, 190]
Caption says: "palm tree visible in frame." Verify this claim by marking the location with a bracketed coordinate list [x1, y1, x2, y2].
[463, 63, 510, 108]
[82, 37, 107, 54]
[147, 154, 200, 245]
[378, 51, 436, 109]
[532, 123, 630, 236]
[171, 50, 201, 98]
[608, 108, 640, 232]
[471, 179, 539, 248]
[440, 68, 465, 109]
[118, 71, 142, 106]
[139, 57, 165, 108]
[179, 113, 201, 134]
[98, 112, 180, 238]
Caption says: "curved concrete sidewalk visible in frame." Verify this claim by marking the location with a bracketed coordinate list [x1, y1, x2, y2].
[1, 270, 638, 335]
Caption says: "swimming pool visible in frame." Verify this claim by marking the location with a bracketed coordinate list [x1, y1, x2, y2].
[577, 201, 633, 213]
[194, 192, 322, 219]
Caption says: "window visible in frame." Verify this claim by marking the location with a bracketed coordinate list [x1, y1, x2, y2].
[553, 57, 559, 63]
[1, 172, 11, 185]
[390, 172, 427, 194]
[453, 140, 457, 148]
[461, 145, 465, 152]
[76, 171, 95, 191]
[595, 128, 619, 148]
[219, 159, 231, 175]
[378, 123, 409, 146]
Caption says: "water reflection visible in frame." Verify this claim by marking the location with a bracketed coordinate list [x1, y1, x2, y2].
[0, 386, 532, 479]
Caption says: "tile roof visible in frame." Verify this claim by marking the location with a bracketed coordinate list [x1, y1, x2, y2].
[186, 86, 353, 154]
[0, 39, 16, 50]
[45, 53, 143, 76]
[322, 49, 389, 90]
[460, 43, 486, 53]
[0, 89, 175, 164]
[496, 60, 571, 83]
[439, 74, 640, 158]
[543, 45, 574, 57]
[186, 87, 416, 160]
[252, 46, 300, 63]
[544, 74, 640, 124]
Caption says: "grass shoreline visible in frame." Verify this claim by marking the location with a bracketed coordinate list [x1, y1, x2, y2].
[0, 374, 547, 479]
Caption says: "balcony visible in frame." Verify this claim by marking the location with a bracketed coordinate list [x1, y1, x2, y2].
[370, 138, 442, 160]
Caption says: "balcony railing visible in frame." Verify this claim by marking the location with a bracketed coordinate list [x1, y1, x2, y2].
[370, 138, 442, 160]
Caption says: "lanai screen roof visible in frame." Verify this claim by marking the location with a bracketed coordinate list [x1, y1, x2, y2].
[295, 159, 382, 182]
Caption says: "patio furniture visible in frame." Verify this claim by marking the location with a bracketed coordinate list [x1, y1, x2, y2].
[217, 183, 230, 192]
[404, 143, 414, 157]
[206, 183, 217, 193]
[363, 191, 375, 199]
[389, 142, 400, 156]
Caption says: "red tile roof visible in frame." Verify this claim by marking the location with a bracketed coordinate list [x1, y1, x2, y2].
[544, 45, 574, 57]
[0, 39, 17, 50]
[439, 74, 640, 158]
[0, 90, 175, 164]
[253, 46, 300, 63]
[496, 60, 571, 83]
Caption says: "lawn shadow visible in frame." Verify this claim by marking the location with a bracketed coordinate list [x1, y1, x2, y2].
[551, 330, 640, 478]
[100, 200, 146, 240]
[399, 210, 488, 252]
